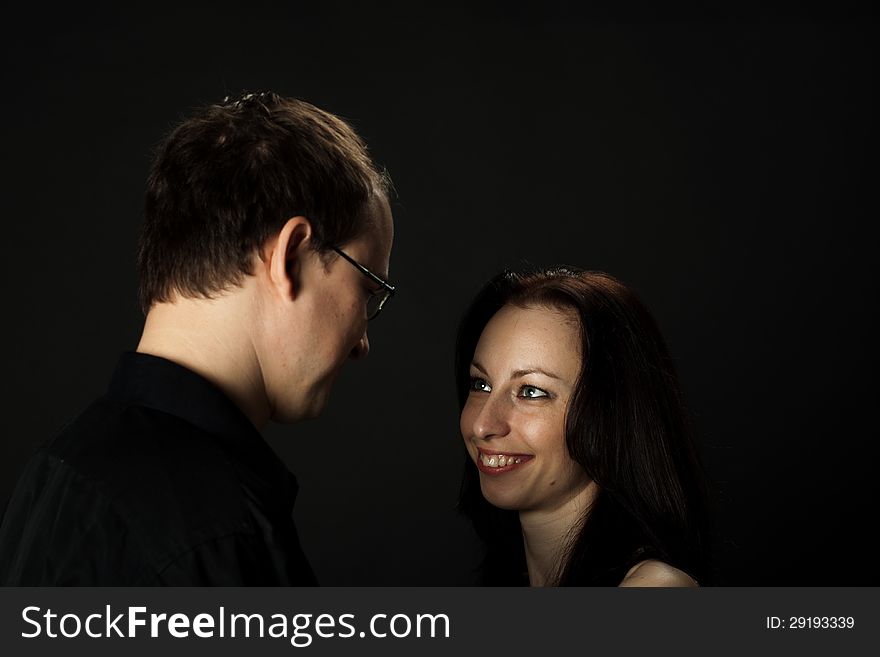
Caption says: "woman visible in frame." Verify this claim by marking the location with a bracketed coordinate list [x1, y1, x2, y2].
[456, 267, 711, 586]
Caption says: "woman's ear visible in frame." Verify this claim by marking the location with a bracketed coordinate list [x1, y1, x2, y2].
[268, 216, 313, 300]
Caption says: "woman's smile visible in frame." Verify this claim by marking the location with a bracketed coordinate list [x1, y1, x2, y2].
[475, 447, 535, 474]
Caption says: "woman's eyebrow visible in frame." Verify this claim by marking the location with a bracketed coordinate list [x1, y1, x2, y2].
[471, 362, 562, 381]
[510, 367, 562, 380]
[470, 361, 488, 374]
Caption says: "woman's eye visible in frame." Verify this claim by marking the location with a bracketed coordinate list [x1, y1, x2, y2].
[519, 385, 548, 399]
[469, 377, 491, 393]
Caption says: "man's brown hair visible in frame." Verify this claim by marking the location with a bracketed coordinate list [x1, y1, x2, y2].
[138, 91, 390, 314]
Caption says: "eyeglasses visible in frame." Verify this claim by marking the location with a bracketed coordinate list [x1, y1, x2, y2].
[332, 247, 396, 320]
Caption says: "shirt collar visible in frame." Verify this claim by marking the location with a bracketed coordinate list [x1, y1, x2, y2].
[107, 351, 298, 510]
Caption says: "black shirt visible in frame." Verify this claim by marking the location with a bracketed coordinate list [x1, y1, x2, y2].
[0, 352, 317, 586]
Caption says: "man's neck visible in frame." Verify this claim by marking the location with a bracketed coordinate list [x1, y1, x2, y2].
[136, 292, 270, 431]
[519, 481, 598, 586]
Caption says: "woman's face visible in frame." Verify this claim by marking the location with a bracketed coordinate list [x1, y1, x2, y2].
[460, 303, 592, 513]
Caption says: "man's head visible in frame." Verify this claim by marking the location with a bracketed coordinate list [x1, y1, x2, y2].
[139, 91, 391, 312]
[137, 92, 394, 423]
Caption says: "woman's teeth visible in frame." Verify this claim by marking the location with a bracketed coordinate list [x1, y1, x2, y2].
[480, 453, 524, 468]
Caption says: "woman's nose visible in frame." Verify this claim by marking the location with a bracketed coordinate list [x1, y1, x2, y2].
[472, 394, 510, 440]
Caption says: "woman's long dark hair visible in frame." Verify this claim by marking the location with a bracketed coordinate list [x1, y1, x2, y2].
[456, 267, 711, 586]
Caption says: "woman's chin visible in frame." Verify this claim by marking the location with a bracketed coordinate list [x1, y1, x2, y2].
[479, 481, 524, 511]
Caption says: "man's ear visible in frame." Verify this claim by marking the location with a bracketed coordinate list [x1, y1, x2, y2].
[268, 216, 313, 300]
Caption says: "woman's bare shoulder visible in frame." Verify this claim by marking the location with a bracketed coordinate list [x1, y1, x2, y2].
[618, 560, 699, 587]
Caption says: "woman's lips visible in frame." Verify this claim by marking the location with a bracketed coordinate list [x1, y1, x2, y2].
[476, 448, 534, 475]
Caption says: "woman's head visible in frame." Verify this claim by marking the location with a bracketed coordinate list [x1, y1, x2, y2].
[455, 267, 710, 584]
[460, 302, 592, 514]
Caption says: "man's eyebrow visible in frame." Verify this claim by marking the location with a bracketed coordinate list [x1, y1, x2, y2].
[362, 271, 388, 290]
[370, 266, 390, 283]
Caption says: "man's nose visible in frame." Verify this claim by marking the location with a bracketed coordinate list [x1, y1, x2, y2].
[350, 332, 370, 360]
[472, 394, 510, 441]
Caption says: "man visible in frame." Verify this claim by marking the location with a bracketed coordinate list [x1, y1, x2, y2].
[0, 91, 395, 585]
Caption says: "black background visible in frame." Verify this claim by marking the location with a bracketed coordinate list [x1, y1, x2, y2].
[1, 2, 876, 585]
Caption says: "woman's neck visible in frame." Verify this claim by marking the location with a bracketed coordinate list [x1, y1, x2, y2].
[519, 481, 598, 586]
